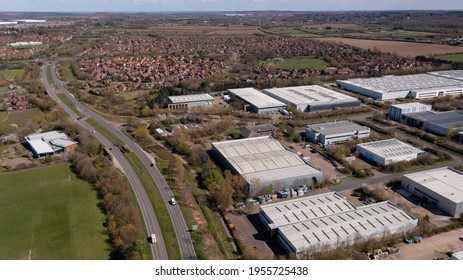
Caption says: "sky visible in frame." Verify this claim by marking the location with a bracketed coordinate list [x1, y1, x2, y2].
[1, 0, 463, 12]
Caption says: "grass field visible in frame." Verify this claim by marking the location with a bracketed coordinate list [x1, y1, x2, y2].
[263, 27, 321, 37]
[317, 37, 463, 57]
[0, 69, 25, 81]
[268, 56, 329, 70]
[0, 108, 44, 131]
[434, 53, 463, 62]
[0, 163, 109, 260]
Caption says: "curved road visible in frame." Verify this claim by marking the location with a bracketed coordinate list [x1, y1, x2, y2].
[48, 63, 196, 260]
[41, 64, 169, 260]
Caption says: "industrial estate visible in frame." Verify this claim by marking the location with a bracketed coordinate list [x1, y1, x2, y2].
[1, 10, 463, 262]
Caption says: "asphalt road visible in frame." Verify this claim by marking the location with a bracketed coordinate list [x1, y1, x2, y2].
[41, 64, 169, 260]
[47, 63, 196, 260]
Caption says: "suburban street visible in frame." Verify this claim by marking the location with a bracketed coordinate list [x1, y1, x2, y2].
[46, 63, 196, 260]
[41, 64, 169, 260]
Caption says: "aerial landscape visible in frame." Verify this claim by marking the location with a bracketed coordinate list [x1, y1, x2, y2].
[1, 0, 463, 263]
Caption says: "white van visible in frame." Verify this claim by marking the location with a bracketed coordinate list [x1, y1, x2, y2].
[150, 234, 156, 243]
[170, 197, 176, 205]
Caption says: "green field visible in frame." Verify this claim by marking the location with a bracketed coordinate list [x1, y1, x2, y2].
[435, 53, 463, 62]
[0, 163, 109, 259]
[0, 69, 25, 81]
[0, 108, 44, 131]
[269, 57, 329, 70]
[263, 27, 321, 37]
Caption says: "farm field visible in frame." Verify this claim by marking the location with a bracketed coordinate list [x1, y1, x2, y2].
[0, 163, 109, 259]
[266, 56, 329, 70]
[0, 69, 25, 81]
[147, 25, 263, 35]
[316, 37, 463, 57]
[434, 53, 463, 62]
[263, 27, 322, 37]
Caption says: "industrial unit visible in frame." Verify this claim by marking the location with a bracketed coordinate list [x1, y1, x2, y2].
[239, 124, 278, 138]
[305, 120, 370, 146]
[336, 73, 463, 100]
[402, 167, 463, 217]
[227, 88, 286, 114]
[262, 85, 361, 112]
[259, 192, 418, 258]
[167, 94, 214, 110]
[25, 131, 78, 158]
[402, 110, 463, 136]
[427, 70, 463, 82]
[388, 102, 432, 122]
[211, 136, 323, 195]
[356, 139, 426, 166]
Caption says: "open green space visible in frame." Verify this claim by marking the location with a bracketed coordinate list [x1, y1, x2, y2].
[0, 163, 109, 260]
[0, 108, 44, 131]
[268, 56, 329, 70]
[0, 69, 25, 81]
[434, 53, 463, 62]
[263, 27, 321, 37]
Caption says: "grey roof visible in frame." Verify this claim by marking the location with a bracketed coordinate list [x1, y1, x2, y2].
[403, 167, 463, 204]
[168, 94, 214, 104]
[212, 136, 321, 184]
[50, 139, 78, 148]
[263, 85, 359, 107]
[26, 131, 67, 142]
[28, 139, 55, 154]
[427, 70, 463, 82]
[261, 192, 417, 252]
[25, 131, 75, 155]
[239, 124, 277, 138]
[228, 88, 286, 109]
[357, 139, 424, 159]
[390, 102, 431, 110]
[403, 110, 463, 130]
[307, 120, 369, 136]
[337, 74, 463, 94]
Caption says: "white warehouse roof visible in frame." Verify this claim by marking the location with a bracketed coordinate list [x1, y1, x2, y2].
[427, 70, 463, 82]
[357, 139, 424, 160]
[403, 167, 463, 204]
[212, 136, 321, 185]
[307, 120, 369, 136]
[228, 88, 286, 109]
[28, 139, 55, 154]
[390, 102, 431, 110]
[263, 85, 359, 110]
[168, 94, 214, 104]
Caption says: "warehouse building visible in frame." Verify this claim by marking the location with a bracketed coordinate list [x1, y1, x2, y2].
[402, 110, 463, 136]
[239, 124, 278, 138]
[402, 167, 463, 217]
[356, 139, 426, 166]
[25, 131, 78, 158]
[388, 102, 432, 122]
[167, 94, 214, 110]
[262, 85, 361, 112]
[228, 88, 286, 114]
[211, 136, 323, 195]
[459, 131, 463, 142]
[259, 192, 418, 258]
[427, 70, 463, 82]
[306, 120, 370, 146]
[336, 74, 463, 100]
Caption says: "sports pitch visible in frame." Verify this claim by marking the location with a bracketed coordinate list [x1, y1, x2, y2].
[0, 163, 109, 259]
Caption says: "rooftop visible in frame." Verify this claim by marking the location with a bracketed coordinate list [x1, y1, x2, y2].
[228, 88, 286, 109]
[239, 123, 277, 138]
[337, 74, 463, 94]
[403, 110, 463, 130]
[263, 85, 359, 106]
[307, 120, 369, 136]
[28, 139, 55, 154]
[168, 94, 214, 104]
[357, 139, 424, 159]
[212, 136, 321, 184]
[26, 131, 67, 142]
[403, 167, 463, 204]
[390, 102, 431, 110]
[427, 70, 463, 82]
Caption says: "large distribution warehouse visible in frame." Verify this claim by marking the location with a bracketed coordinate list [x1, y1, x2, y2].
[167, 93, 214, 110]
[402, 110, 463, 136]
[305, 120, 370, 146]
[402, 167, 463, 217]
[336, 73, 463, 100]
[356, 139, 426, 166]
[388, 102, 432, 122]
[259, 192, 418, 258]
[211, 136, 323, 195]
[262, 85, 361, 112]
[228, 88, 286, 114]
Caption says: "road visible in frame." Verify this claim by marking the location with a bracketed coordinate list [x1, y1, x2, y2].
[41, 64, 169, 260]
[47, 63, 196, 260]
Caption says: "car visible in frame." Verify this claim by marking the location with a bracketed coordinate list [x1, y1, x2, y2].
[459, 237, 463, 241]
[170, 197, 176, 205]
[149, 233, 156, 243]
[150, 163, 154, 167]
[92, 130, 96, 134]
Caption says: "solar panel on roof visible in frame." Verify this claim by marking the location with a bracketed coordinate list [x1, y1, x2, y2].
[292, 213, 300, 221]
[349, 223, 359, 233]
[340, 225, 349, 235]
[319, 207, 326, 215]
[312, 232, 321, 242]
[327, 205, 335, 213]
[302, 234, 311, 244]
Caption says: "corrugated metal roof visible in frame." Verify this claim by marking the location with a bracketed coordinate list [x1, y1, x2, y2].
[168, 94, 214, 104]
[357, 139, 424, 159]
[228, 88, 286, 109]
